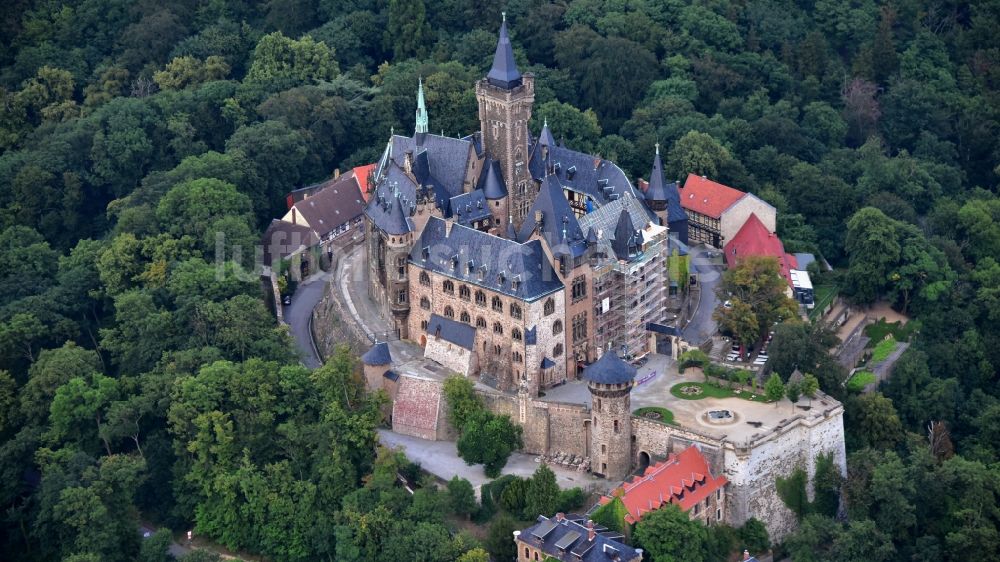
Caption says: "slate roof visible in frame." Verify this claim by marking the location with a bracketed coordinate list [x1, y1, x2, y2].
[410, 217, 564, 302]
[361, 342, 392, 366]
[540, 357, 556, 369]
[518, 175, 587, 258]
[365, 163, 418, 235]
[679, 173, 748, 218]
[598, 446, 729, 525]
[723, 213, 795, 286]
[260, 219, 318, 267]
[581, 351, 636, 385]
[611, 209, 641, 260]
[478, 158, 507, 199]
[379, 133, 473, 201]
[644, 152, 688, 225]
[288, 172, 367, 238]
[517, 515, 640, 562]
[525, 326, 537, 345]
[487, 19, 522, 89]
[427, 313, 476, 350]
[529, 143, 640, 206]
[449, 190, 492, 227]
[577, 193, 656, 262]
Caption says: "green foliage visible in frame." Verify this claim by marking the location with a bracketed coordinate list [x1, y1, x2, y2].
[456, 410, 523, 478]
[484, 514, 520, 562]
[847, 370, 876, 393]
[447, 476, 477, 519]
[777, 466, 811, 519]
[634, 503, 708, 562]
[868, 336, 899, 365]
[590, 494, 628, 534]
[765, 373, 785, 404]
[524, 464, 559, 519]
[245, 32, 338, 88]
[715, 256, 801, 345]
[677, 349, 709, 372]
[633, 407, 674, 425]
[739, 518, 770, 554]
[443, 375, 482, 430]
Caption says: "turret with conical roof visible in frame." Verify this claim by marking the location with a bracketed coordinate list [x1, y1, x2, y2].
[643, 144, 689, 244]
[415, 77, 429, 135]
[486, 13, 522, 89]
[585, 350, 636, 480]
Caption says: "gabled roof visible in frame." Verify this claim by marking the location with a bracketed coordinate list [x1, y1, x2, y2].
[361, 342, 392, 366]
[379, 133, 473, 201]
[723, 213, 795, 286]
[365, 163, 418, 235]
[427, 313, 476, 350]
[260, 219, 318, 267]
[530, 143, 640, 206]
[577, 193, 656, 263]
[518, 175, 587, 258]
[353, 164, 376, 202]
[599, 446, 728, 525]
[410, 217, 564, 302]
[487, 18, 522, 89]
[611, 208, 641, 260]
[478, 158, 507, 199]
[517, 515, 640, 562]
[288, 171, 367, 238]
[643, 151, 688, 224]
[581, 351, 636, 385]
[679, 173, 748, 218]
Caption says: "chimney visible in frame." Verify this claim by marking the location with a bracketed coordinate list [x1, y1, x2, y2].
[587, 519, 596, 542]
[291, 207, 297, 223]
[743, 550, 751, 560]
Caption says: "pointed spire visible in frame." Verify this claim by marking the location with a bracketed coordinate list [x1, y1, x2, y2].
[415, 77, 429, 134]
[487, 15, 522, 89]
[644, 145, 668, 202]
[538, 118, 555, 148]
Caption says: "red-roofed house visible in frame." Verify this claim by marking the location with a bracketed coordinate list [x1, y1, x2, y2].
[679, 174, 776, 248]
[724, 213, 798, 288]
[598, 446, 728, 526]
[281, 166, 373, 245]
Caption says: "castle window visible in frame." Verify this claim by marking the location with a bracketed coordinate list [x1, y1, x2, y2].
[459, 285, 470, 300]
[419, 271, 430, 286]
[475, 290, 486, 306]
[571, 276, 587, 302]
[614, 420, 619, 433]
[717, 508, 721, 521]
[512, 328, 522, 341]
[493, 322, 503, 335]
[544, 298, 555, 316]
[513, 351, 523, 363]
[421, 246, 429, 260]
[601, 444, 606, 454]
[421, 320, 428, 330]
[572, 313, 587, 343]
[443, 280, 454, 294]
[476, 317, 486, 329]
[397, 290, 407, 304]
[597, 398, 602, 412]
[420, 297, 430, 310]
[510, 304, 522, 319]
[495, 344, 502, 356]
[444, 306, 454, 319]
[553, 343, 563, 357]
[492, 296, 503, 312]
[460, 311, 470, 323]
[553, 320, 563, 336]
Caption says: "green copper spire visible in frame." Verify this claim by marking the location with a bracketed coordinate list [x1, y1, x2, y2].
[415, 77, 428, 134]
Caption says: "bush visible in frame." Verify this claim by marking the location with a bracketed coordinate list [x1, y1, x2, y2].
[678, 349, 710, 372]
[555, 487, 587, 513]
[739, 518, 770, 553]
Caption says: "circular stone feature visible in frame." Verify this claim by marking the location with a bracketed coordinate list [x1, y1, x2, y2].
[644, 411, 662, 420]
[702, 408, 739, 425]
[679, 385, 703, 396]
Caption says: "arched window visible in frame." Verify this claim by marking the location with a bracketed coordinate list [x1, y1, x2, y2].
[444, 306, 454, 318]
[460, 311, 470, 323]
[420, 297, 430, 310]
[419, 271, 430, 286]
[510, 303, 522, 319]
[553, 343, 563, 357]
[513, 351, 523, 363]
[420, 320, 428, 330]
[492, 296, 503, 312]
[512, 328, 522, 341]
[459, 285, 470, 300]
[476, 317, 486, 329]
[493, 322, 503, 335]
[544, 298, 555, 316]
[475, 290, 486, 306]
[553, 320, 563, 335]
[443, 280, 454, 294]
[495, 344, 502, 356]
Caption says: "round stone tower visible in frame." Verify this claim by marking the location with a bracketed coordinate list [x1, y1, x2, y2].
[583, 351, 637, 481]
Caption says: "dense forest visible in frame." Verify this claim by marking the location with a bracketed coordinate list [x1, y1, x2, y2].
[0, 0, 997, 560]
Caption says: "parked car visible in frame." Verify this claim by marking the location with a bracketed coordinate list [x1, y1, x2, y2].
[282, 294, 291, 306]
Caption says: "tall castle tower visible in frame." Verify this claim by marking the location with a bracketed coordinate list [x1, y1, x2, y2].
[583, 351, 637, 481]
[476, 14, 535, 229]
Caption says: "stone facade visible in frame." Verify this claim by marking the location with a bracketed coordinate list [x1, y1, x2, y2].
[366, 222, 416, 338]
[588, 380, 634, 481]
[476, 74, 535, 227]
[423, 333, 478, 376]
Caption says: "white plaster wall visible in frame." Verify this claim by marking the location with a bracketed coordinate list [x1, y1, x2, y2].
[424, 336, 474, 376]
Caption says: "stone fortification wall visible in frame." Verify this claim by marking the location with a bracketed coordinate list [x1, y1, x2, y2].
[423, 336, 476, 376]
[479, 391, 590, 457]
[723, 399, 846, 542]
[391, 376, 457, 441]
[631, 417, 725, 475]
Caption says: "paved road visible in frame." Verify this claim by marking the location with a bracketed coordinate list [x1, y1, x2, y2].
[139, 524, 188, 558]
[285, 274, 327, 369]
[682, 246, 724, 345]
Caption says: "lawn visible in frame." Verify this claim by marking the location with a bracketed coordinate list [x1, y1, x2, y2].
[847, 370, 876, 392]
[808, 284, 838, 321]
[869, 336, 899, 364]
[864, 318, 920, 342]
[634, 406, 675, 425]
[669, 382, 771, 403]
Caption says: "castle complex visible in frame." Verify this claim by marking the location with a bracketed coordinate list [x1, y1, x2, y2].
[360, 20, 846, 541]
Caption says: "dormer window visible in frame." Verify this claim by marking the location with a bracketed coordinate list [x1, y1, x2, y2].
[421, 246, 429, 260]
[567, 165, 576, 179]
[478, 266, 486, 281]
[511, 275, 521, 291]
[451, 255, 459, 269]
[467, 260, 475, 275]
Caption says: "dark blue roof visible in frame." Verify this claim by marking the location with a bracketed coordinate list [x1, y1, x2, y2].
[478, 158, 507, 199]
[383, 370, 400, 382]
[365, 164, 418, 235]
[361, 342, 392, 365]
[645, 151, 688, 225]
[582, 351, 636, 385]
[646, 322, 680, 336]
[611, 208, 642, 260]
[538, 121, 555, 148]
[528, 142, 639, 207]
[427, 313, 476, 350]
[382, 134, 473, 201]
[525, 326, 537, 345]
[540, 357, 556, 369]
[450, 190, 491, 226]
[410, 217, 564, 302]
[487, 19, 522, 89]
[518, 175, 587, 258]
[518, 515, 639, 562]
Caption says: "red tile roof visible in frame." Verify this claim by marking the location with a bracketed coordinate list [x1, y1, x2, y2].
[599, 446, 728, 524]
[679, 173, 746, 218]
[352, 163, 377, 202]
[723, 213, 796, 286]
